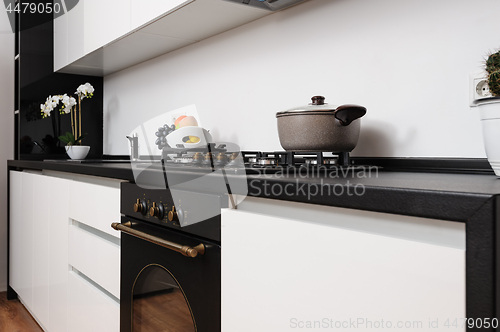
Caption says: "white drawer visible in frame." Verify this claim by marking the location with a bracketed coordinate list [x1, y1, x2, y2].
[69, 178, 121, 238]
[67, 271, 120, 332]
[69, 223, 120, 299]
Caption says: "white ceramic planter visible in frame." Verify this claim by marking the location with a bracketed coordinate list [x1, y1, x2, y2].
[65, 145, 90, 160]
[479, 102, 500, 176]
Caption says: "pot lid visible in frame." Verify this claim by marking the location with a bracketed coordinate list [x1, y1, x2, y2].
[276, 96, 367, 126]
[276, 96, 342, 116]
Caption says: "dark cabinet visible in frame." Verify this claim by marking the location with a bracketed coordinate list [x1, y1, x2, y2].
[13, 0, 103, 160]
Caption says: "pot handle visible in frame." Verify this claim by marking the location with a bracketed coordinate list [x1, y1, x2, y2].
[334, 104, 367, 126]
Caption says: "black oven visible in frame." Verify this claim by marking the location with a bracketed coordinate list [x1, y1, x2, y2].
[116, 182, 223, 332]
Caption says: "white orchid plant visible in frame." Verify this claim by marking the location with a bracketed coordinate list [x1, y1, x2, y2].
[40, 83, 94, 146]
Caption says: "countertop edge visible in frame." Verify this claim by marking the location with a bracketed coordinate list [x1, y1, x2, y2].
[7, 160, 497, 223]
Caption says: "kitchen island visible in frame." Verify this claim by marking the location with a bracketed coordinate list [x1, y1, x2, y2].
[7, 159, 500, 331]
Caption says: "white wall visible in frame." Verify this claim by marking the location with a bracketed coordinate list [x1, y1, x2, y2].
[104, 0, 500, 157]
[0, 8, 14, 291]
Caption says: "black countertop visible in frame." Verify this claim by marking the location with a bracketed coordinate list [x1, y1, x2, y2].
[8, 159, 500, 319]
[8, 159, 500, 222]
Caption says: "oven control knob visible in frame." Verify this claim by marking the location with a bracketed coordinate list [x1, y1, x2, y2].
[168, 206, 184, 223]
[149, 202, 164, 219]
[133, 199, 147, 215]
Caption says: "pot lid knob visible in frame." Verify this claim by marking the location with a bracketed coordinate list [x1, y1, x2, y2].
[311, 96, 326, 105]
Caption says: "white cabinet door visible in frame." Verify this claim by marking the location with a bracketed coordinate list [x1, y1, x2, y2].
[66, 0, 85, 64]
[130, 0, 189, 30]
[32, 174, 50, 330]
[9, 171, 25, 300]
[68, 271, 120, 332]
[54, 10, 68, 71]
[10, 172, 71, 331]
[65, 0, 131, 66]
[222, 204, 466, 332]
[69, 177, 121, 237]
[48, 176, 70, 332]
[10, 171, 120, 332]
[83, 0, 130, 54]
[10, 172, 35, 310]
[68, 224, 120, 299]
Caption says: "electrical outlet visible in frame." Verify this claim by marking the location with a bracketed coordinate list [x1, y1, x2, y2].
[470, 71, 499, 106]
[475, 79, 491, 98]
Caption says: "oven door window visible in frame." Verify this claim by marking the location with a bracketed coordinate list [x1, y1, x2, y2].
[133, 265, 195, 332]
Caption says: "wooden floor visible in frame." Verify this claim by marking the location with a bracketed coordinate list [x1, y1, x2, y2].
[1, 289, 194, 332]
[0, 292, 43, 332]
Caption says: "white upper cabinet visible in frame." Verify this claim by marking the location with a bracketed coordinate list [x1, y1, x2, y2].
[130, 0, 189, 30]
[55, 0, 271, 76]
[65, 0, 84, 66]
[58, 0, 131, 70]
[54, 9, 68, 72]
[83, 0, 131, 54]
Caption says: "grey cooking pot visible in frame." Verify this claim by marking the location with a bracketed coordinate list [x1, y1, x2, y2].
[276, 96, 366, 152]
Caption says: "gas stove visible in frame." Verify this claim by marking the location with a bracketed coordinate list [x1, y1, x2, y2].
[154, 143, 372, 175]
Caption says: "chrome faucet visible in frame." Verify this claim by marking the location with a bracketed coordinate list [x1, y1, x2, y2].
[126, 133, 139, 161]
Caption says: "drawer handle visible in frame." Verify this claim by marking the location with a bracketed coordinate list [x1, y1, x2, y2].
[111, 222, 205, 258]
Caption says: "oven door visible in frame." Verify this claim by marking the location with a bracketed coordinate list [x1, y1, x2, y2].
[117, 217, 221, 332]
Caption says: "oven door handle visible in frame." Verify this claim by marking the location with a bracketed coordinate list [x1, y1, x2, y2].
[111, 222, 205, 258]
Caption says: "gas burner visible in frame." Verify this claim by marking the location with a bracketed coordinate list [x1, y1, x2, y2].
[304, 157, 338, 166]
[173, 156, 193, 164]
[158, 147, 367, 174]
[240, 151, 357, 173]
[249, 157, 278, 167]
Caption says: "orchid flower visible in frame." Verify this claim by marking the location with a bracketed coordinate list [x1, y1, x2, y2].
[75, 82, 95, 99]
[41, 82, 95, 146]
[60, 94, 77, 114]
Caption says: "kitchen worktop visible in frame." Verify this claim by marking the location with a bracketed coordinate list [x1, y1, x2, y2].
[8, 159, 500, 321]
[8, 159, 500, 222]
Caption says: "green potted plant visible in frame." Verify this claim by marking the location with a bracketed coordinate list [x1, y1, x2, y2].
[486, 51, 500, 96]
[478, 50, 500, 176]
[41, 83, 94, 160]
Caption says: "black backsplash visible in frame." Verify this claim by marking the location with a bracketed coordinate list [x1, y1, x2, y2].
[19, 74, 103, 160]
[16, 1, 103, 160]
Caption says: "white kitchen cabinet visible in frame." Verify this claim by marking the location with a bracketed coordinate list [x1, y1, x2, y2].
[9, 171, 33, 310]
[10, 171, 63, 331]
[130, 0, 189, 30]
[66, 0, 84, 66]
[8, 171, 22, 296]
[60, 0, 131, 70]
[69, 176, 121, 238]
[48, 176, 70, 332]
[54, 9, 68, 72]
[9, 170, 122, 332]
[32, 174, 51, 330]
[222, 197, 466, 332]
[67, 271, 120, 332]
[83, 0, 130, 55]
[56, 0, 270, 75]
[68, 223, 121, 299]
[10, 171, 65, 331]
[57, 172, 122, 332]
